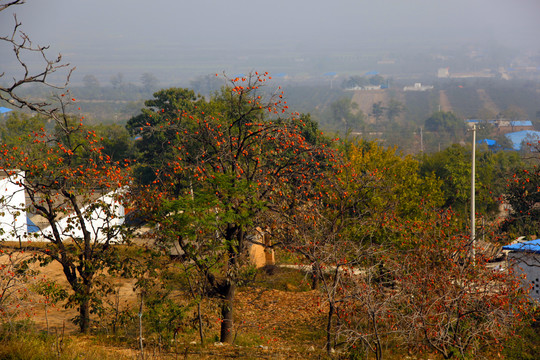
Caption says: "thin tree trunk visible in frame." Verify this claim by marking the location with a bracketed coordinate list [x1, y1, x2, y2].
[312, 263, 320, 290]
[139, 292, 145, 360]
[44, 300, 49, 335]
[219, 281, 236, 343]
[326, 302, 335, 354]
[198, 302, 204, 346]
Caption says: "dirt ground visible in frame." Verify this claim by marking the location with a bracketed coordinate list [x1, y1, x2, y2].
[1, 248, 327, 358]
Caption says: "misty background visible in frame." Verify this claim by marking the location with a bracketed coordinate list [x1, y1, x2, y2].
[2, 0, 540, 86]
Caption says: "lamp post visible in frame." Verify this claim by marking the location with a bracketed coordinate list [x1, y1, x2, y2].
[471, 124, 476, 264]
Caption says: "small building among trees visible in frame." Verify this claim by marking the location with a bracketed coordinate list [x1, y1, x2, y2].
[503, 239, 540, 301]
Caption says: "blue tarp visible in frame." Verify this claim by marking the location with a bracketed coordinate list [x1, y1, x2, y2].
[478, 139, 497, 146]
[503, 239, 540, 254]
[27, 217, 40, 233]
[0, 107, 13, 114]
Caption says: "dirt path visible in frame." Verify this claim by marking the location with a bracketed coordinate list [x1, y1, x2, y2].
[476, 89, 500, 114]
[439, 90, 452, 112]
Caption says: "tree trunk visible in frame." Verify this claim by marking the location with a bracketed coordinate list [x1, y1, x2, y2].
[79, 296, 91, 333]
[219, 281, 236, 343]
[311, 263, 320, 290]
[78, 279, 92, 333]
[326, 302, 335, 354]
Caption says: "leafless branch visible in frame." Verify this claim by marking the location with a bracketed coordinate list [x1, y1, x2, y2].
[0, 11, 74, 118]
[0, 0, 24, 12]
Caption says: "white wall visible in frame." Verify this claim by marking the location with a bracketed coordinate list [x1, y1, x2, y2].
[508, 252, 540, 301]
[39, 191, 125, 244]
[0, 170, 125, 243]
[0, 171, 28, 242]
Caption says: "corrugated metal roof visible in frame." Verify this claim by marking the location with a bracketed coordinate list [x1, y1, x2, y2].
[505, 130, 540, 150]
[503, 239, 540, 254]
[510, 120, 533, 127]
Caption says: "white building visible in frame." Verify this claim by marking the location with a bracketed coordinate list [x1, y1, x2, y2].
[503, 239, 540, 301]
[1, 171, 125, 243]
[403, 83, 434, 91]
[0, 171, 28, 242]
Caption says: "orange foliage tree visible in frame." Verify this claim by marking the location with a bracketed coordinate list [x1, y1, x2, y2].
[0, 99, 132, 333]
[129, 72, 337, 343]
[1, 1, 133, 333]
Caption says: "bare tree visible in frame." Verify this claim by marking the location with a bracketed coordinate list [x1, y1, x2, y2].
[0, 0, 74, 117]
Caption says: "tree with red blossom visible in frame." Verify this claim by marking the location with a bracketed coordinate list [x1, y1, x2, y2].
[129, 72, 337, 343]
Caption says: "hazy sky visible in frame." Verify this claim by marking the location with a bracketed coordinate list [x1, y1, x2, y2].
[2, 0, 540, 83]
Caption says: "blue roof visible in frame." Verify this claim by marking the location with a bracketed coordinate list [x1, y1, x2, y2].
[503, 239, 540, 254]
[0, 107, 13, 114]
[365, 71, 379, 76]
[478, 139, 497, 146]
[510, 120, 532, 127]
[505, 130, 540, 150]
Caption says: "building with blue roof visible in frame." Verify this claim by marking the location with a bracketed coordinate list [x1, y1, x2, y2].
[503, 239, 540, 300]
[0, 107, 13, 118]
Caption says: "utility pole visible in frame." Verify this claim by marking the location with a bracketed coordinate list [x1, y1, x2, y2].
[471, 124, 476, 264]
[420, 127, 424, 152]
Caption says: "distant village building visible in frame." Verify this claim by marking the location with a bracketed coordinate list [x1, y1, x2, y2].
[465, 119, 534, 134]
[403, 83, 434, 91]
[345, 85, 383, 91]
[0, 107, 13, 118]
[503, 239, 540, 301]
[437, 68, 497, 79]
[437, 68, 450, 78]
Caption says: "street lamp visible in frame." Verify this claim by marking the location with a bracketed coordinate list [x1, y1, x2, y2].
[471, 124, 476, 264]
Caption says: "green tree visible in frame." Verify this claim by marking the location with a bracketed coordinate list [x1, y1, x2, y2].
[349, 140, 444, 221]
[418, 144, 513, 218]
[371, 101, 385, 122]
[131, 74, 335, 343]
[425, 111, 463, 134]
[92, 123, 135, 163]
[140, 72, 159, 93]
[189, 74, 225, 97]
[342, 75, 368, 89]
[110, 72, 125, 90]
[329, 97, 364, 133]
[0, 112, 47, 148]
[385, 99, 405, 123]
[126, 87, 205, 186]
[369, 74, 385, 86]
[424, 111, 465, 151]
